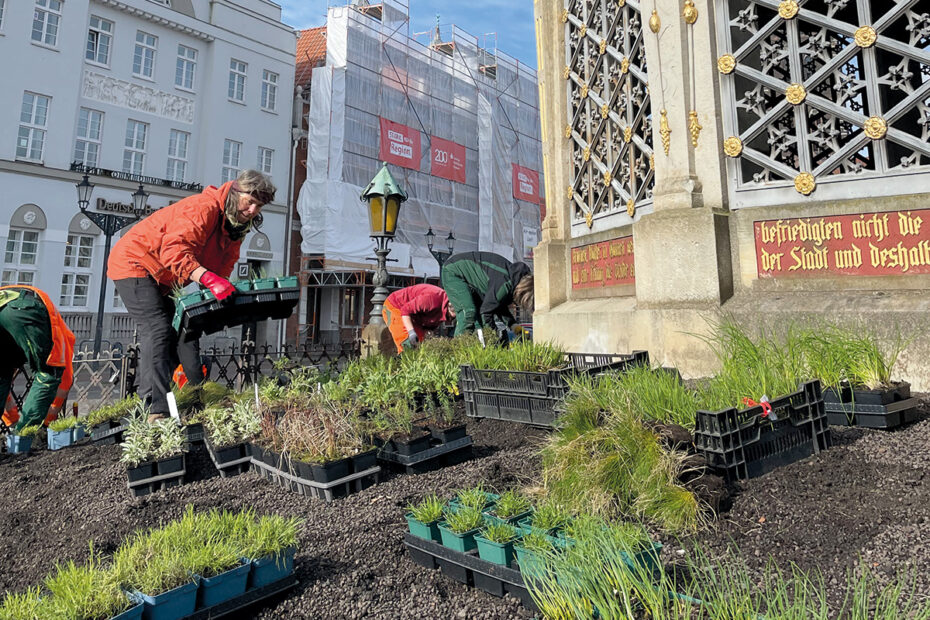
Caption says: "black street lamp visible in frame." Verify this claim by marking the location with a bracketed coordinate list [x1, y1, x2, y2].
[425, 227, 455, 268]
[361, 162, 407, 326]
[75, 174, 147, 355]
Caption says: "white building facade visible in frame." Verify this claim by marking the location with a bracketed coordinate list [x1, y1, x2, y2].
[0, 0, 296, 350]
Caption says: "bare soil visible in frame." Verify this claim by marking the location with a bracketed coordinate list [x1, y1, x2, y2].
[2, 400, 930, 618]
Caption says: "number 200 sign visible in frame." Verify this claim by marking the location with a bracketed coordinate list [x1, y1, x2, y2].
[431, 136, 465, 183]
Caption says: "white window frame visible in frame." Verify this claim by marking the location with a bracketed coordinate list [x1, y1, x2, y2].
[17, 92, 50, 162]
[261, 70, 278, 112]
[32, 0, 62, 47]
[74, 107, 104, 167]
[133, 31, 157, 79]
[222, 139, 241, 183]
[3, 229, 39, 286]
[60, 234, 94, 307]
[86, 16, 113, 66]
[175, 44, 197, 91]
[257, 147, 274, 175]
[167, 129, 189, 182]
[228, 59, 247, 103]
[123, 119, 148, 175]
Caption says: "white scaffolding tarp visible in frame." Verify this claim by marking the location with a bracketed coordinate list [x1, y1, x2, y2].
[298, 1, 543, 278]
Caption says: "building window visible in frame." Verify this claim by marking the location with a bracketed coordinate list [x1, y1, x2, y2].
[167, 129, 189, 182]
[261, 70, 278, 111]
[133, 31, 157, 79]
[175, 44, 197, 90]
[60, 234, 94, 307]
[74, 108, 104, 167]
[32, 0, 62, 46]
[0, 0, 6, 30]
[86, 16, 113, 65]
[3, 229, 39, 286]
[123, 120, 148, 175]
[228, 59, 247, 102]
[222, 139, 241, 183]
[257, 147, 273, 175]
[17, 92, 50, 162]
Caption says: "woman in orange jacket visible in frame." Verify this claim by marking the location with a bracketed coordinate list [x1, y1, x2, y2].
[108, 170, 275, 421]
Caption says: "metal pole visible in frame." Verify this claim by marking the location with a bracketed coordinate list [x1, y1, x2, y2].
[368, 237, 391, 325]
[93, 222, 115, 356]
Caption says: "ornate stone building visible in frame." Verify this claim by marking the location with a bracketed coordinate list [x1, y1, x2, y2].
[533, 0, 930, 387]
[0, 0, 296, 350]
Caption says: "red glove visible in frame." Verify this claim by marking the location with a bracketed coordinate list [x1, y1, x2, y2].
[200, 271, 235, 301]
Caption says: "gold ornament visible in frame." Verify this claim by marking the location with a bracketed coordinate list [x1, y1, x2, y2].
[561, 9, 568, 23]
[580, 24, 587, 37]
[583, 146, 591, 161]
[624, 127, 633, 143]
[620, 57, 630, 74]
[855, 26, 877, 48]
[649, 154, 655, 170]
[617, 0, 625, 6]
[778, 0, 799, 19]
[626, 199, 635, 217]
[785, 83, 807, 105]
[723, 136, 743, 157]
[581, 84, 589, 98]
[682, 0, 698, 25]
[649, 10, 661, 34]
[563, 65, 571, 80]
[863, 116, 887, 140]
[603, 171, 612, 186]
[567, 185, 574, 200]
[688, 110, 702, 148]
[600, 104, 609, 119]
[564, 125, 572, 139]
[585, 211, 593, 228]
[718, 54, 736, 74]
[659, 109, 671, 156]
[599, 39, 607, 54]
[794, 172, 816, 195]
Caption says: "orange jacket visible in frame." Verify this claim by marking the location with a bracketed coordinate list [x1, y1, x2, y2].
[1, 285, 75, 427]
[107, 182, 242, 287]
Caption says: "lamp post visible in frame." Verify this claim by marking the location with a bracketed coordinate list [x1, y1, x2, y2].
[76, 174, 148, 355]
[360, 162, 407, 328]
[425, 227, 455, 269]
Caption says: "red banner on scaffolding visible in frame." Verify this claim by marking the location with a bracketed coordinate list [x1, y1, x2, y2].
[512, 164, 540, 204]
[430, 136, 466, 183]
[379, 118, 421, 170]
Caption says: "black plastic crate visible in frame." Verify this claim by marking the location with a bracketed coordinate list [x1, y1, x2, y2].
[460, 351, 649, 427]
[694, 380, 832, 482]
[824, 382, 917, 430]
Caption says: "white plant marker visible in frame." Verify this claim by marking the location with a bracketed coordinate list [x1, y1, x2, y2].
[166, 392, 181, 422]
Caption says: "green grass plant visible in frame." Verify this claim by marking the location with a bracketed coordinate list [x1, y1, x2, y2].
[84, 394, 141, 428]
[528, 501, 570, 532]
[407, 495, 445, 524]
[443, 507, 483, 534]
[454, 483, 492, 511]
[481, 522, 518, 544]
[0, 586, 49, 620]
[47, 417, 77, 432]
[43, 547, 131, 619]
[491, 490, 532, 519]
[15, 424, 40, 438]
[518, 531, 555, 553]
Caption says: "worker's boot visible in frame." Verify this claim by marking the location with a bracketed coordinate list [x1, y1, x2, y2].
[147, 413, 167, 424]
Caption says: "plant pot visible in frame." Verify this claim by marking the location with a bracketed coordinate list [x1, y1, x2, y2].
[249, 545, 297, 589]
[351, 448, 378, 473]
[484, 509, 532, 526]
[127, 461, 156, 482]
[6, 434, 33, 454]
[514, 544, 546, 578]
[206, 436, 245, 464]
[109, 601, 143, 620]
[405, 513, 442, 543]
[386, 432, 432, 457]
[156, 454, 185, 476]
[311, 456, 351, 483]
[72, 424, 86, 442]
[135, 579, 198, 620]
[295, 459, 315, 482]
[250, 443, 264, 463]
[428, 423, 468, 444]
[262, 447, 279, 467]
[517, 515, 557, 537]
[475, 534, 516, 566]
[437, 522, 480, 553]
[47, 428, 73, 450]
[196, 562, 250, 608]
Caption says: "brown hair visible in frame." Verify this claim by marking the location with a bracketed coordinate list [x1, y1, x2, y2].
[513, 274, 534, 313]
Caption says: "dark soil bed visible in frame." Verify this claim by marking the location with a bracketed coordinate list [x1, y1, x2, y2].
[2, 398, 930, 617]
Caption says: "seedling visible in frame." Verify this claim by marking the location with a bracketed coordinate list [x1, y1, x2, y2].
[14, 425, 40, 438]
[444, 507, 483, 534]
[47, 417, 77, 432]
[407, 495, 444, 524]
[43, 547, 131, 619]
[455, 483, 492, 512]
[530, 502, 570, 532]
[481, 522, 518, 544]
[518, 531, 554, 553]
[492, 490, 532, 519]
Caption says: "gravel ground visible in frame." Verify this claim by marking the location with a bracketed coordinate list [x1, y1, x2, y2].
[2, 400, 930, 618]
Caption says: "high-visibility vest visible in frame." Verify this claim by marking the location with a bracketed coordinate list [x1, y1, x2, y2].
[0, 285, 75, 427]
[173, 364, 207, 389]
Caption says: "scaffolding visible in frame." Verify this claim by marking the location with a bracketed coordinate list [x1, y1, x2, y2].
[297, 0, 543, 280]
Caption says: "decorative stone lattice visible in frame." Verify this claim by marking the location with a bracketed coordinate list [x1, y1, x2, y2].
[717, 1, 930, 195]
[565, 0, 654, 227]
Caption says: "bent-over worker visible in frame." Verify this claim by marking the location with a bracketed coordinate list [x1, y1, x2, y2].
[382, 283, 455, 354]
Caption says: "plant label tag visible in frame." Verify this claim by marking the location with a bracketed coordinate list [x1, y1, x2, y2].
[477, 330, 486, 348]
[166, 392, 181, 421]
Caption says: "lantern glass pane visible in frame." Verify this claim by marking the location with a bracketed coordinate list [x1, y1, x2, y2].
[385, 197, 400, 236]
[368, 195, 384, 236]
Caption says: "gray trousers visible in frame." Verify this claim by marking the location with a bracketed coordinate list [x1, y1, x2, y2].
[113, 277, 203, 415]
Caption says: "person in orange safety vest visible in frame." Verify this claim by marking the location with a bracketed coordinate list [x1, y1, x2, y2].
[0, 286, 75, 432]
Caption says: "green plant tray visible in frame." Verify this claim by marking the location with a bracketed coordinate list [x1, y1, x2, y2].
[172, 276, 299, 339]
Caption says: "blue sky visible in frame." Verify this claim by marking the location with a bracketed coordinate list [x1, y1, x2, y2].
[278, 1, 538, 69]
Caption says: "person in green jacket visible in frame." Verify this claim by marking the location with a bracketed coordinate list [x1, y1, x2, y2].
[440, 252, 534, 338]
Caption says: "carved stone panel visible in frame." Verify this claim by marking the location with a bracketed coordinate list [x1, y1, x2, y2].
[82, 71, 195, 124]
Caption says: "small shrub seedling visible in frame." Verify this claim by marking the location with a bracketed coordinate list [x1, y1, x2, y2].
[492, 490, 532, 519]
[407, 495, 444, 524]
[444, 507, 484, 534]
[482, 522, 518, 544]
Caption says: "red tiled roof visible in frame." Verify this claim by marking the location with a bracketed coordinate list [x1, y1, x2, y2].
[295, 27, 327, 86]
